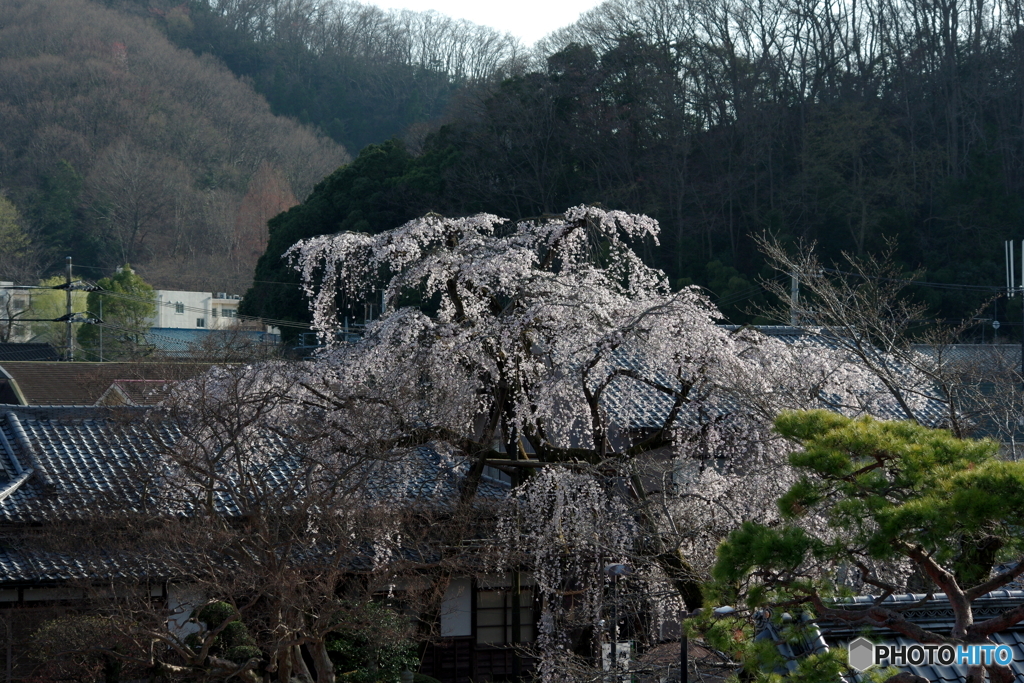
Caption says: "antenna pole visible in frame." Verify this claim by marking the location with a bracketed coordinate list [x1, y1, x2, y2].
[64, 257, 73, 362]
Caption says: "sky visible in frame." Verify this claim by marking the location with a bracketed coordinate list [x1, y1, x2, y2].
[367, 0, 602, 45]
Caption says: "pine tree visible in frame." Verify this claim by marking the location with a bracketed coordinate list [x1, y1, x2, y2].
[711, 410, 1024, 682]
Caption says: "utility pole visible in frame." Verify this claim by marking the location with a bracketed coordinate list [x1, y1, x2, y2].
[680, 609, 688, 683]
[0, 275, 100, 352]
[64, 257, 73, 362]
[604, 563, 631, 680]
[1008, 241, 1024, 374]
[790, 271, 799, 326]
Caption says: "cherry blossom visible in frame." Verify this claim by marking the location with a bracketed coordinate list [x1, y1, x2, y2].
[280, 206, 939, 679]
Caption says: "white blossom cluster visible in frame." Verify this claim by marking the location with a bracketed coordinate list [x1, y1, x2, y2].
[497, 469, 637, 670]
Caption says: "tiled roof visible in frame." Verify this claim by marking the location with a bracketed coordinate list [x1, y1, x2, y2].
[0, 362, 217, 406]
[0, 544, 167, 584]
[97, 380, 176, 406]
[0, 406, 509, 584]
[823, 590, 1024, 636]
[0, 344, 60, 362]
[911, 343, 1021, 367]
[0, 407, 509, 525]
[601, 326, 949, 431]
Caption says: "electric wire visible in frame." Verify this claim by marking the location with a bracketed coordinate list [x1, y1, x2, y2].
[819, 267, 1003, 292]
[85, 320, 277, 360]
[92, 289, 313, 330]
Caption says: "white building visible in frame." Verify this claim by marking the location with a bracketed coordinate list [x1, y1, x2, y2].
[152, 291, 244, 331]
[148, 290, 280, 355]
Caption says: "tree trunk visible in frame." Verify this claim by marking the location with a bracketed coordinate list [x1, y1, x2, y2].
[310, 640, 336, 683]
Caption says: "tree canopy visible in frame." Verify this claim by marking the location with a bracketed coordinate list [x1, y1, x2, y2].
[0, 194, 35, 283]
[241, 140, 453, 335]
[14, 207, 987, 683]
[78, 265, 156, 361]
[241, 0, 1024, 333]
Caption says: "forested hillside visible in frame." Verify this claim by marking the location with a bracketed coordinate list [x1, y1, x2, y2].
[6, 0, 1024, 331]
[0, 0, 348, 291]
[244, 0, 1024, 334]
[121, 0, 528, 153]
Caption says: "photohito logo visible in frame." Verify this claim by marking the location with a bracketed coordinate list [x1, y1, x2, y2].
[847, 637, 1014, 671]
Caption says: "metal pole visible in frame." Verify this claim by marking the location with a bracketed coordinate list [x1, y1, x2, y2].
[65, 257, 72, 362]
[611, 575, 617, 672]
[680, 610, 688, 683]
[99, 297, 103, 362]
[1007, 241, 1011, 295]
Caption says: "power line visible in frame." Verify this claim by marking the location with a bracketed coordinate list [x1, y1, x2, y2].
[819, 267, 1000, 292]
[709, 273, 787, 308]
[54, 262, 304, 289]
[85, 320, 279, 361]
[94, 289, 313, 330]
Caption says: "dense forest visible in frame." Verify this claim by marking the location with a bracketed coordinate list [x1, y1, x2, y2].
[0, 0, 529, 293]
[232, 0, 1024, 337]
[136, 0, 528, 152]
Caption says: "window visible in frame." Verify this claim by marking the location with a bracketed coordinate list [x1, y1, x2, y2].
[223, 308, 237, 318]
[476, 587, 534, 645]
[211, 308, 218, 317]
[196, 318, 206, 328]
[175, 302, 184, 314]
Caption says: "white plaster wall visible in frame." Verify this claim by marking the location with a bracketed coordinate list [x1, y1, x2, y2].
[154, 290, 212, 329]
[440, 578, 472, 637]
[166, 585, 203, 638]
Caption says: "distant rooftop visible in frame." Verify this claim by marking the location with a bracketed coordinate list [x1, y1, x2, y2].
[0, 361, 216, 406]
[0, 344, 60, 363]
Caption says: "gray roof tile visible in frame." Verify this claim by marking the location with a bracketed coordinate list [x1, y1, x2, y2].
[603, 326, 949, 431]
[0, 407, 508, 525]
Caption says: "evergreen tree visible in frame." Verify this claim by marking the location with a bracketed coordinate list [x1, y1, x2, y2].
[0, 194, 35, 283]
[239, 140, 451, 338]
[77, 266, 156, 361]
[710, 410, 1024, 682]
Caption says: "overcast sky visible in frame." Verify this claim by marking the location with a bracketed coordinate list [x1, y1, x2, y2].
[367, 0, 601, 45]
